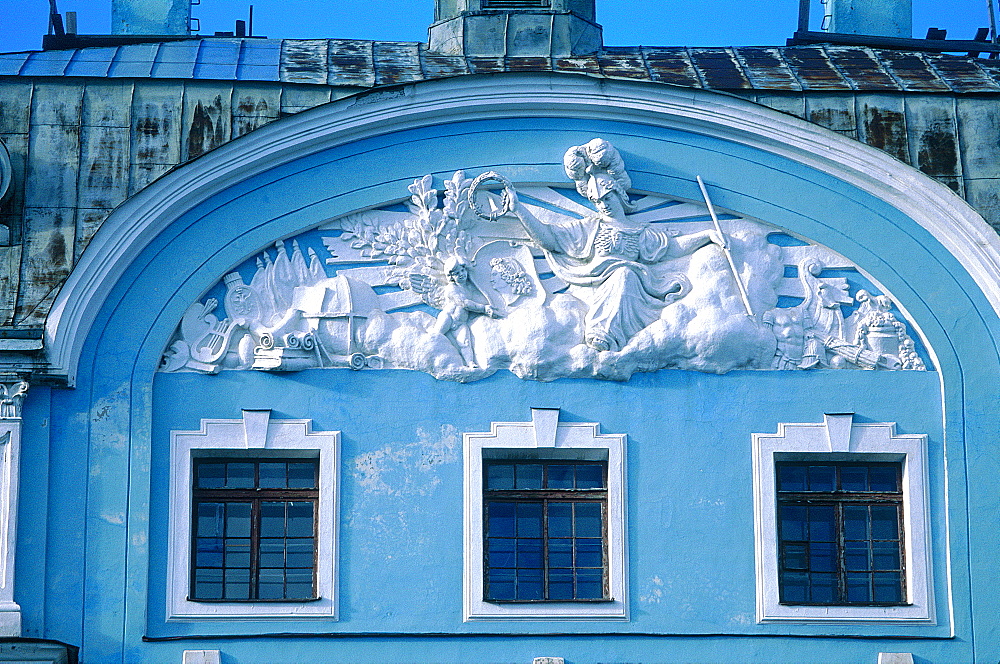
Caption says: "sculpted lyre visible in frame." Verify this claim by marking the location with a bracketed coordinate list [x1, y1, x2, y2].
[508, 139, 721, 352]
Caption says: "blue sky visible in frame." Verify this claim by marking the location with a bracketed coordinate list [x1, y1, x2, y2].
[0, 0, 994, 53]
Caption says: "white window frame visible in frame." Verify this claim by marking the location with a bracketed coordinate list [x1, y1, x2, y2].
[752, 413, 934, 624]
[464, 408, 628, 621]
[167, 410, 340, 621]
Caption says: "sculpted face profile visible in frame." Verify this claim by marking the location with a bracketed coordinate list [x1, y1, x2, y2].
[489, 256, 533, 307]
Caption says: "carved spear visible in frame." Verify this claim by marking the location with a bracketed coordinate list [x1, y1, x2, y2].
[696, 176, 754, 318]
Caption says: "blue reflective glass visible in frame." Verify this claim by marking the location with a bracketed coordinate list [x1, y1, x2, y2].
[576, 569, 604, 599]
[516, 502, 542, 537]
[259, 462, 286, 489]
[197, 502, 224, 537]
[548, 570, 574, 599]
[547, 502, 572, 537]
[195, 538, 223, 568]
[196, 463, 225, 489]
[286, 539, 314, 568]
[840, 466, 868, 492]
[516, 569, 543, 600]
[809, 573, 837, 603]
[780, 571, 808, 602]
[258, 568, 285, 599]
[225, 538, 251, 569]
[487, 464, 514, 490]
[870, 505, 899, 539]
[846, 572, 871, 603]
[225, 568, 250, 600]
[807, 465, 836, 491]
[574, 503, 602, 538]
[872, 541, 901, 571]
[515, 464, 543, 489]
[547, 465, 574, 489]
[286, 569, 313, 598]
[779, 506, 806, 540]
[287, 462, 316, 489]
[809, 541, 836, 572]
[226, 503, 251, 538]
[194, 568, 223, 599]
[576, 539, 603, 568]
[575, 465, 604, 489]
[286, 502, 314, 537]
[516, 539, 543, 568]
[547, 538, 573, 568]
[226, 462, 254, 489]
[488, 502, 515, 537]
[873, 572, 902, 603]
[260, 502, 285, 537]
[488, 568, 516, 600]
[807, 506, 835, 541]
[844, 541, 870, 572]
[869, 466, 899, 492]
[781, 543, 808, 570]
[777, 465, 807, 491]
[843, 505, 868, 540]
[259, 538, 285, 568]
[488, 538, 516, 567]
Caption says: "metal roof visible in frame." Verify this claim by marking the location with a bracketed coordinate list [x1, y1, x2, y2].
[3, 38, 1000, 93]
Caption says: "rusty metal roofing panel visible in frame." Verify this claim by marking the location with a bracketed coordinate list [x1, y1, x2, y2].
[419, 46, 468, 79]
[236, 39, 281, 82]
[779, 46, 851, 90]
[505, 56, 552, 72]
[823, 46, 898, 90]
[373, 42, 424, 85]
[922, 53, 1000, 93]
[642, 48, 702, 87]
[107, 43, 160, 78]
[597, 47, 649, 80]
[975, 58, 1000, 89]
[732, 47, 800, 90]
[194, 39, 240, 80]
[549, 54, 598, 77]
[18, 50, 74, 77]
[62, 46, 116, 77]
[150, 40, 198, 79]
[326, 40, 375, 86]
[0, 53, 30, 76]
[280, 39, 329, 84]
[466, 56, 505, 73]
[873, 50, 950, 91]
[688, 47, 751, 89]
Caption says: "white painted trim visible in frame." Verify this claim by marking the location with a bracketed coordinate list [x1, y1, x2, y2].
[0, 423, 21, 636]
[751, 414, 934, 624]
[0, 138, 10, 204]
[167, 411, 340, 621]
[45, 74, 1000, 384]
[463, 412, 628, 621]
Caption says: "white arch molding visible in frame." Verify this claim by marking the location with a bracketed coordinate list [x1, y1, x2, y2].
[44, 73, 1000, 385]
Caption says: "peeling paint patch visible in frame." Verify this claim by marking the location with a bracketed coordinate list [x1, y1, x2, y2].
[100, 510, 125, 525]
[638, 575, 665, 604]
[353, 424, 459, 496]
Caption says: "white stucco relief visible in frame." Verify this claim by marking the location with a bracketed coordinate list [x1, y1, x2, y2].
[161, 139, 927, 382]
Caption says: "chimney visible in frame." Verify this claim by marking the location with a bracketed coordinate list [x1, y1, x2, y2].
[429, 0, 603, 57]
[827, 0, 912, 38]
[112, 0, 191, 36]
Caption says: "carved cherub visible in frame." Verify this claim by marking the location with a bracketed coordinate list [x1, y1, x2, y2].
[409, 257, 500, 367]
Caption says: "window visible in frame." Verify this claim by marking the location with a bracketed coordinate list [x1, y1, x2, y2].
[482, 0, 551, 8]
[752, 414, 934, 624]
[168, 410, 339, 620]
[776, 461, 904, 606]
[484, 460, 607, 602]
[191, 458, 319, 602]
[464, 409, 627, 621]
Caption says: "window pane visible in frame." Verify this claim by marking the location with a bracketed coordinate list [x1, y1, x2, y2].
[258, 568, 285, 599]
[843, 505, 868, 540]
[873, 572, 903, 603]
[260, 502, 285, 537]
[844, 541, 870, 572]
[547, 538, 573, 568]
[197, 503, 224, 537]
[488, 538, 516, 568]
[225, 568, 250, 600]
[846, 573, 871, 603]
[840, 466, 868, 492]
[286, 539, 315, 568]
[515, 464, 543, 489]
[488, 568, 516, 600]
[486, 464, 514, 490]
[809, 572, 837, 603]
[781, 543, 808, 570]
[807, 505, 835, 541]
[807, 465, 835, 491]
[779, 505, 806, 541]
[516, 568, 543, 600]
[286, 569, 314, 599]
[780, 572, 808, 603]
[259, 538, 285, 568]
[516, 502, 542, 537]
[809, 541, 836, 573]
[196, 463, 225, 489]
[286, 502, 314, 537]
[516, 538, 543, 568]
[259, 462, 287, 489]
[575, 465, 604, 489]
[548, 569, 574, 600]
[226, 462, 254, 489]
[225, 538, 251, 569]
[870, 505, 899, 540]
[872, 541, 901, 571]
[576, 539, 603, 568]
[487, 502, 515, 537]
[574, 503, 602, 538]
[777, 465, 807, 492]
[194, 568, 223, 599]
[547, 503, 572, 538]
[576, 569, 604, 599]
[287, 462, 316, 489]
[226, 503, 251, 538]
[547, 464, 574, 489]
[195, 538, 223, 568]
[869, 466, 899, 492]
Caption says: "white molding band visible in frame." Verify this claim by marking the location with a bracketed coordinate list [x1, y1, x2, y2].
[45, 74, 1000, 384]
[751, 414, 934, 624]
[463, 409, 628, 621]
[167, 410, 340, 621]
[0, 420, 22, 636]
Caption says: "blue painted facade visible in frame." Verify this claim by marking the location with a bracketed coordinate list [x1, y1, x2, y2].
[6, 97, 999, 664]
